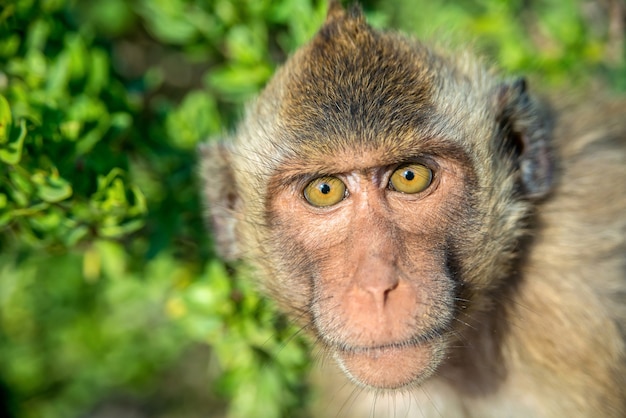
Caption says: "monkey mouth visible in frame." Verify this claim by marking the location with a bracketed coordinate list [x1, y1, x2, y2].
[332, 336, 442, 390]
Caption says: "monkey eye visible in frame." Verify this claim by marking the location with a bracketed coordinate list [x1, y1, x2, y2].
[389, 163, 433, 194]
[303, 176, 347, 207]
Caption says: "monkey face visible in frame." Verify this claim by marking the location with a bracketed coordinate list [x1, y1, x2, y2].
[265, 151, 475, 389]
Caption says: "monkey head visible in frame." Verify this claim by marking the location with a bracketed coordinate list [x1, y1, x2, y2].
[200, 2, 553, 390]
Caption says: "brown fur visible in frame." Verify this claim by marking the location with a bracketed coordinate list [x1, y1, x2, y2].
[199, 3, 626, 417]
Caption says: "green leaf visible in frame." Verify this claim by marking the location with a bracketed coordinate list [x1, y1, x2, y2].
[75, 118, 110, 154]
[25, 18, 50, 52]
[0, 94, 11, 144]
[0, 33, 20, 58]
[206, 64, 273, 98]
[93, 239, 127, 279]
[64, 225, 89, 247]
[28, 208, 63, 232]
[99, 219, 144, 238]
[59, 120, 82, 140]
[165, 91, 221, 150]
[66, 34, 89, 81]
[32, 169, 73, 203]
[85, 49, 110, 94]
[127, 185, 147, 216]
[8, 166, 34, 206]
[0, 119, 27, 165]
[137, 0, 200, 44]
[226, 25, 267, 64]
[46, 50, 71, 96]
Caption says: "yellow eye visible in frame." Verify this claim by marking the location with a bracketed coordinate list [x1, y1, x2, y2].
[303, 176, 346, 207]
[389, 163, 432, 194]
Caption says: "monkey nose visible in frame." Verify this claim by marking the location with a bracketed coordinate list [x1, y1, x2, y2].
[361, 275, 400, 312]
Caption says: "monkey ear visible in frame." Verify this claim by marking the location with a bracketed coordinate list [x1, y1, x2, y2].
[198, 141, 241, 261]
[496, 78, 555, 199]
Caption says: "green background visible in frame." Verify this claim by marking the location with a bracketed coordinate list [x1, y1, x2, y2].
[0, 0, 623, 417]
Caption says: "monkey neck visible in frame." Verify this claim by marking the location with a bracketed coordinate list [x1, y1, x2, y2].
[438, 304, 509, 397]
[439, 232, 534, 396]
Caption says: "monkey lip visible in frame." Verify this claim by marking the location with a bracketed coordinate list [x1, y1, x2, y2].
[333, 339, 438, 390]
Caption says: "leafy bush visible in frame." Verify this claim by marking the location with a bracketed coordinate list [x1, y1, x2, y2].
[0, 0, 622, 417]
[0, 1, 324, 417]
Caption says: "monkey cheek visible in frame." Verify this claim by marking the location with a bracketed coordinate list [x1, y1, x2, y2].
[333, 342, 441, 390]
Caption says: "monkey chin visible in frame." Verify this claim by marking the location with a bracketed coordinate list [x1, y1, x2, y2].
[333, 340, 442, 390]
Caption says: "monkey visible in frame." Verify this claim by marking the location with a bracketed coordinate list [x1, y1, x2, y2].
[199, 2, 626, 417]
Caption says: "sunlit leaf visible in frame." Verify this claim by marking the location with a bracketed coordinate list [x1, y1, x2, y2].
[0, 119, 27, 164]
[32, 169, 73, 203]
[0, 94, 11, 144]
[165, 91, 221, 149]
[82, 245, 101, 282]
[206, 64, 273, 98]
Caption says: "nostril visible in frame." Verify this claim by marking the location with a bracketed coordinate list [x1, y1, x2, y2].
[363, 276, 399, 310]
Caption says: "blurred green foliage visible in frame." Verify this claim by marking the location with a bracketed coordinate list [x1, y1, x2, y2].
[0, 0, 623, 417]
[378, 0, 625, 87]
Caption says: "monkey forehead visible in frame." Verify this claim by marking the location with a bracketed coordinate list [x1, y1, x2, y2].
[245, 6, 497, 159]
[276, 16, 436, 141]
